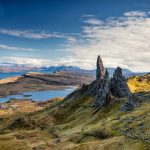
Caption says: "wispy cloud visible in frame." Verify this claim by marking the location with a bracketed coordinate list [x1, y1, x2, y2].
[0, 29, 75, 41]
[0, 57, 50, 66]
[0, 44, 35, 51]
[124, 11, 146, 17]
[82, 14, 95, 18]
[63, 11, 150, 72]
[1, 11, 150, 72]
[0, 56, 88, 67]
[83, 18, 103, 25]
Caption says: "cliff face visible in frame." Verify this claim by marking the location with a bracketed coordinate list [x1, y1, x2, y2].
[93, 55, 134, 110]
[110, 67, 130, 97]
[64, 54, 135, 111]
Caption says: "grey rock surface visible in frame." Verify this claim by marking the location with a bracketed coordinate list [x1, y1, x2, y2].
[121, 93, 137, 111]
[96, 55, 105, 80]
[94, 69, 111, 108]
[110, 67, 130, 98]
[93, 56, 134, 110]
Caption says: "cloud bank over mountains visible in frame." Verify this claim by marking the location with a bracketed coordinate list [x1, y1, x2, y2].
[64, 11, 150, 72]
[0, 11, 150, 72]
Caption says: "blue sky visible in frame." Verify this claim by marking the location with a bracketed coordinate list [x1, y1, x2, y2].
[0, 0, 150, 72]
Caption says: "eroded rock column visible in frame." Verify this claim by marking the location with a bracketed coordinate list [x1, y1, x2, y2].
[94, 69, 111, 108]
[96, 55, 105, 80]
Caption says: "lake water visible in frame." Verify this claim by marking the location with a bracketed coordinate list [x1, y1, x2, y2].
[0, 70, 52, 79]
[0, 86, 76, 103]
[0, 72, 25, 79]
[0, 71, 76, 103]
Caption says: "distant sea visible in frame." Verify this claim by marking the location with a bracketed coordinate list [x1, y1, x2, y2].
[0, 70, 52, 79]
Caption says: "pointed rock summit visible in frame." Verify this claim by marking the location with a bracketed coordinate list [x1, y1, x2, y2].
[110, 67, 130, 97]
[68, 54, 136, 111]
[93, 55, 134, 111]
[96, 55, 105, 80]
[94, 69, 111, 108]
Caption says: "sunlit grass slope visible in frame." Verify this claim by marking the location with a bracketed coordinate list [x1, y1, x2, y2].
[128, 73, 150, 93]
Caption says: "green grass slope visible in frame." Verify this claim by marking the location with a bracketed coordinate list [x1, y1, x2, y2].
[0, 74, 150, 150]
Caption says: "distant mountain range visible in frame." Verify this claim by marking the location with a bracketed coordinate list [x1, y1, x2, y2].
[40, 65, 147, 77]
[0, 63, 38, 73]
[0, 63, 147, 77]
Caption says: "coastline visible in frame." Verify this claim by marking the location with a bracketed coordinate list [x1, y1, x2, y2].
[0, 71, 94, 100]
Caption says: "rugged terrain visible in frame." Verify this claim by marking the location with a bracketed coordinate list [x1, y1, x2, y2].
[0, 63, 37, 73]
[0, 57, 149, 150]
[0, 71, 94, 98]
[0, 98, 63, 117]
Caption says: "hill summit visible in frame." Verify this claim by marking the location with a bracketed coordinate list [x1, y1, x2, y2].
[66, 55, 137, 112]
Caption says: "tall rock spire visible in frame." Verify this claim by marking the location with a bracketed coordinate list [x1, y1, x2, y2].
[96, 55, 105, 80]
[94, 69, 111, 108]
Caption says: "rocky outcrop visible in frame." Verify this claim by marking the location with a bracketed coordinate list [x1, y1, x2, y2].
[93, 55, 135, 111]
[94, 69, 111, 108]
[121, 93, 137, 111]
[66, 54, 135, 111]
[84, 55, 105, 97]
[96, 55, 105, 80]
[110, 67, 130, 98]
[7, 117, 33, 129]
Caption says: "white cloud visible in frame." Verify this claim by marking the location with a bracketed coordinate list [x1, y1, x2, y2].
[0, 44, 35, 51]
[82, 14, 95, 18]
[63, 11, 150, 72]
[1, 11, 150, 72]
[0, 29, 75, 41]
[0, 56, 91, 68]
[124, 11, 146, 17]
[83, 18, 103, 25]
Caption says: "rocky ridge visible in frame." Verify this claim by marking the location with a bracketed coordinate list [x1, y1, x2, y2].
[93, 55, 136, 111]
[67, 55, 136, 111]
[64, 55, 136, 111]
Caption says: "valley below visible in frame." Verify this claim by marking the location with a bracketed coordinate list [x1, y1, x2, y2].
[0, 71, 94, 98]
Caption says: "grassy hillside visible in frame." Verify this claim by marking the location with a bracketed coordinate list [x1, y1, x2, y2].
[0, 74, 150, 150]
[128, 73, 150, 93]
